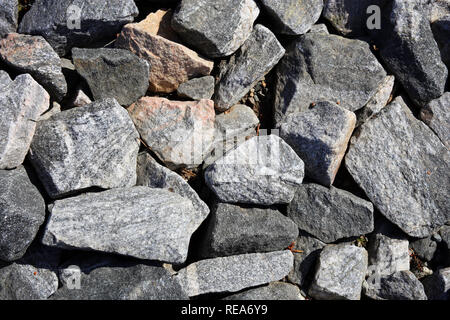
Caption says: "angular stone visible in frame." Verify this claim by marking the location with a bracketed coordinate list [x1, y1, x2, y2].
[177, 76, 215, 100]
[116, 9, 213, 93]
[136, 152, 209, 218]
[420, 92, 450, 149]
[0, 263, 58, 300]
[363, 270, 427, 300]
[128, 97, 215, 169]
[72, 48, 149, 106]
[422, 267, 450, 300]
[0, 166, 45, 261]
[430, 0, 450, 23]
[260, 0, 323, 35]
[51, 264, 188, 300]
[224, 282, 304, 300]
[345, 97, 450, 237]
[38, 102, 61, 122]
[205, 135, 305, 205]
[410, 237, 438, 262]
[174, 250, 294, 297]
[274, 33, 386, 125]
[368, 233, 410, 275]
[200, 202, 299, 258]
[42, 186, 205, 264]
[309, 244, 368, 300]
[376, 0, 448, 106]
[214, 24, 285, 112]
[287, 184, 374, 243]
[0, 74, 49, 169]
[29, 98, 139, 198]
[172, 0, 260, 58]
[0, 33, 67, 101]
[0, 0, 18, 37]
[432, 15, 450, 68]
[0, 69, 11, 89]
[19, 0, 139, 56]
[280, 102, 356, 186]
[308, 23, 329, 34]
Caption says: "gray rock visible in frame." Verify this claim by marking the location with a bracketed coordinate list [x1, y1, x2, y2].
[430, 0, 450, 23]
[422, 267, 450, 300]
[280, 101, 356, 186]
[368, 233, 410, 276]
[432, 15, 450, 68]
[0, 166, 45, 261]
[214, 24, 285, 112]
[274, 33, 386, 125]
[174, 250, 294, 297]
[0, 0, 18, 37]
[345, 97, 450, 237]
[0, 263, 58, 300]
[0, 69, 11, 89]
[440, 225, 450, 249]
[308, 23, 329, 34]
[29, 98, 139, 198]
[171, 0, 260, 58]
[72, 48, 150, 106]
[410, 237, 438, 262]
[177, 76, 215, 100]
[19, 0, 139, 56]
[287, 184, 374, 243]
[42, 186, 205, 264]
[0, 33, 67, 101]
[136, 152, 209, 218]
[38, 102, 61, 122]
[309, 244, 368, 300]
[363, 270, 427, 300]
[0, 74, 49, 169]
[224, 282, 304, 300]
[420, 92, 450, 149]
[205, 135, 305, 205]
[376, 0, 448, 107]
[51, 264, 188, 300]
[200, 202, 299, 258]
[260, 0, 323, 35]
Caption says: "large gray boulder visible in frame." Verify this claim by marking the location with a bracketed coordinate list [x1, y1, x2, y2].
[345, 97, 450, 238]
[29, 98, 139, 198]
[420, 92, 450, 149]
[42, 186, 206, 264]
[224, 282, 304, 300]
[0, 0, 18, 37]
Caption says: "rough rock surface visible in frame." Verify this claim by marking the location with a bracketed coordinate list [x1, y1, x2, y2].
[29, 98, 139, 198]
[0, 70, 11, 89]
[274, 33, 386, 125]
[0, 263, 58, 300]
[280, 102, 356, 186]
[0, 166, 46, 261]
[432, 15, 450, 67]
[260, 0, 323, 35]
[345, 97, 450, 237]
[205, 135, 305, 205]
[128, 97, 215, 169]
[214, 24, 285, 112]
[224, 282, 304, 300]
[0, 33, 67, 101]
[175, 250, 294, 297]
[200, 202, 299, 258]
[42, 186, 205, 264]
[368, 233, 410, 275]
[72, 48, 149, 106]
[287, 184, 374, 243]
[430, 0, 450, 23]
[177, 76, 215, 100]
[420, 92, 450, 149]
[0, 0, 18, 37]
[0, 74, 49, 170]
[172, 0, 260, 58]
[116, 9, 213, 93]
[19, 0, 139, 56]
[422, 267, 450, 300]
[309, 244, 368, 300]
[410, 237, 438, 262]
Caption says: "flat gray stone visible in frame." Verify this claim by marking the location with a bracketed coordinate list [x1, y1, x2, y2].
[0, 74, 49, 170]
[171, 0, 260, 58]
[72, 48, 149, 106]
[205, 135, 305, 205]
[422, 267, 450, 300]
[0, 263, 58, 300]
[29, 98, 139, 198]
[224, 282, 304, 300]
[309, 244, 368, 300]
[0, 166, 45, 261]
[345, 97, 450, 237]
[280, 101, 356, 186]
[175, 250, 294, 297]
[410, 237, 438, 262]
[200, 202, 299, 258]
[420, 92, 450, 149]
[42, 186, 205, 264]
[19, 0, 139, 56]
[287, 184, 374, 243]
[368, 233, 410, 276]
[260, 0, 323, 35]
[0, 33, 67, 101]
[214, 24, 285, 112]
[0, 0, 18, 37]
[274, 33, 386, 125]
[177, 76, 215, 100]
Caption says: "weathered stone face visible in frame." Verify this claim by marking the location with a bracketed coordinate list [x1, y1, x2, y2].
[0, 0, 18, 37]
